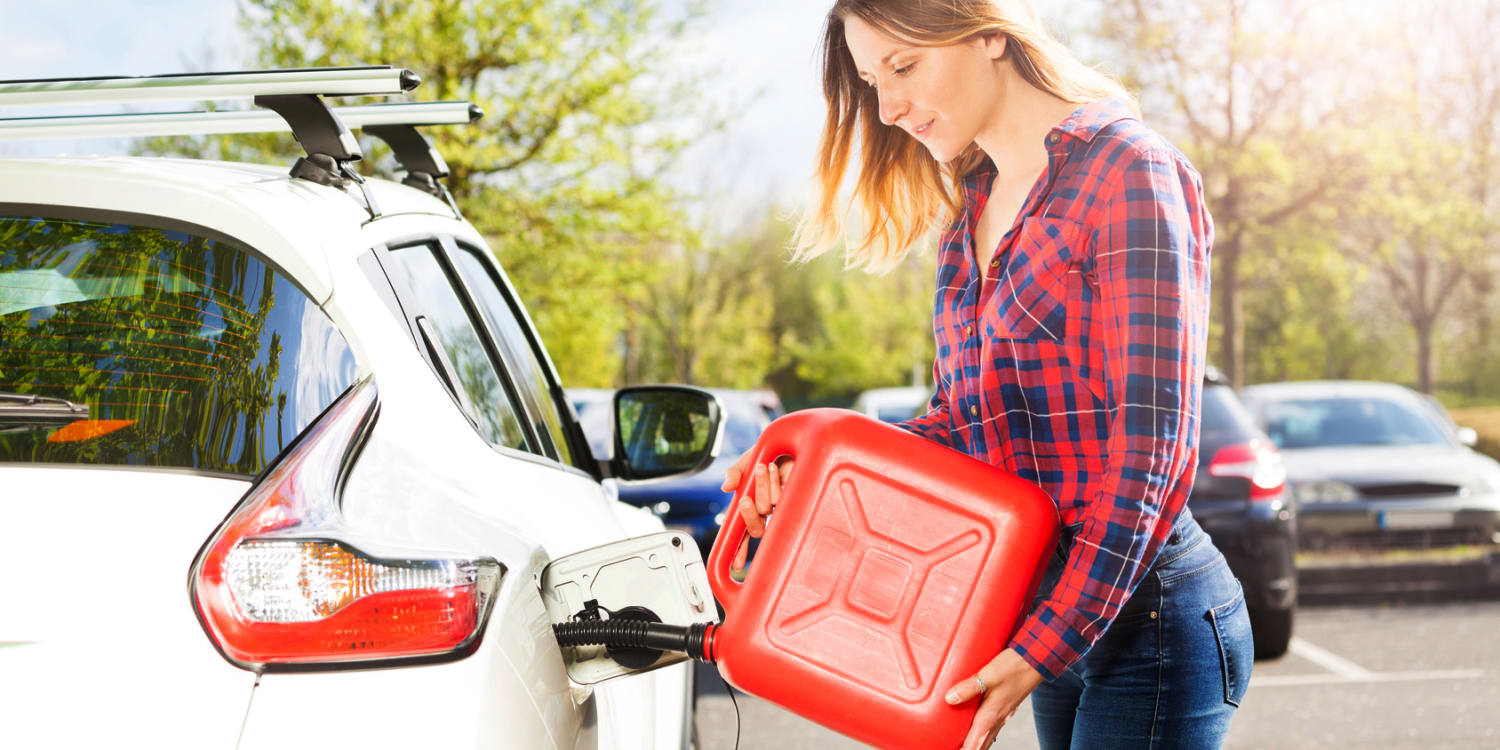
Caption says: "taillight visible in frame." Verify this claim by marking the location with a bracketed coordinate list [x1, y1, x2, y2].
[1207, 438, 1286, 501]
[190, 377, 502, 670]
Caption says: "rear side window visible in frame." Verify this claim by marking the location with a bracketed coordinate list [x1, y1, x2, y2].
[385, 242, 532, 454]
[0, 215, 357, 475]
[448, 244, 573, 465]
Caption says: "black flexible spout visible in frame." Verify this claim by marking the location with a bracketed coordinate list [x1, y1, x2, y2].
[553, 620, 717, 663]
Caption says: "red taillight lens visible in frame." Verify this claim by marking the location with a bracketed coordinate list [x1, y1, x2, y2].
[190, 378, 501, 669]
[1207, 439, 1286, 502]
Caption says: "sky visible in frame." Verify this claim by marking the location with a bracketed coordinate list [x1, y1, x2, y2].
[1, 0, 831, 229]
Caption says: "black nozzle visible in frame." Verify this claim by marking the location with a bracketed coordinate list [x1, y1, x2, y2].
[553, 618, 716, 665]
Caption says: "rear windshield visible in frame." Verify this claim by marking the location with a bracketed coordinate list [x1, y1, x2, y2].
[0, 214, 357, 475]
[1201, 384, 1256, 435]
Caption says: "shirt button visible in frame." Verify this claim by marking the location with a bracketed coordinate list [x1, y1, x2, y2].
[1048, 132, 1061, 144]
[969, 404, 979, 417]
[990, 258, 1000, 268]
[965, 325, 974, 337]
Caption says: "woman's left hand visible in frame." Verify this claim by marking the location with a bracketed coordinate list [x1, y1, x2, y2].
[945, 648, 1046, 749]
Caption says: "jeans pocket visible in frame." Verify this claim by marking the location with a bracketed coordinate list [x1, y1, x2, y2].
[1208, 584, 1253, 707]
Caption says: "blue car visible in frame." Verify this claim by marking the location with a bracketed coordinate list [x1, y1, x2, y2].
[570, 388, 773, 555]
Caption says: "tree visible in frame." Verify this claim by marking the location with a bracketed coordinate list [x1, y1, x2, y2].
[1085, 0, 1370, 386]
[140, 0, 718, 388]
[1341, 3, 1497, 394]
[620, 225, 777, 388]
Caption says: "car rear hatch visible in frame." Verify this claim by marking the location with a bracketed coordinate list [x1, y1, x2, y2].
[0, 467, 256, 746]
[1, 211, 361, 745]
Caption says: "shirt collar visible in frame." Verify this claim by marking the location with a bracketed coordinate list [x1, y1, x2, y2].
[1049, 97, 1135, 145]
[958, 98, 1135, 219]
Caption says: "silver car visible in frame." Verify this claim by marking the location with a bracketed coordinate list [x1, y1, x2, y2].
[1239, 381, 1500, 548]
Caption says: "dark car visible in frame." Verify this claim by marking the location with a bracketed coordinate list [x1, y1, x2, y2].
[1190, 367, 1297, 659]
[571, 388, 773, 555]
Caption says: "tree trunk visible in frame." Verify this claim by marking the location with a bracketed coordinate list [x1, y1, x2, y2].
[622, 323, 641, 386]
[1416, 319, 1434, 394]
[1217, 230, 1244, 387]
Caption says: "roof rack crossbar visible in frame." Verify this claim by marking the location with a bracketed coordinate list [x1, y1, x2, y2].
[0, 66, 484, 222]
[0, 67, 420, 107]
[0, 101, 480, 140]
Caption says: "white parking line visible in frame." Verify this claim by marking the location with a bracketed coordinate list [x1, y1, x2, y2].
[1249, 637, 1485, 688]
[1252, 669, 1486, 688]
[1288, 637, 1374, 680]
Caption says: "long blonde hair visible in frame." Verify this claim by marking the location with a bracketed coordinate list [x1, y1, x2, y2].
[794, 0, 1137, 270]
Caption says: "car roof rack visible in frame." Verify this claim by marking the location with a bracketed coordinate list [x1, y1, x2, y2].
[0, 67, 479, 220]
[0, 67, 419, 107]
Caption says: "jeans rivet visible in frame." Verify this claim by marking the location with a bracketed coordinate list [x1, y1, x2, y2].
[1149, 611, 1159, 619]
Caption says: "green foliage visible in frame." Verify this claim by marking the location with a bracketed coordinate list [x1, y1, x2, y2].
[138, 0, 719, 389]
[1080, 0, 1500, 398]
[781, 254, 934, 402]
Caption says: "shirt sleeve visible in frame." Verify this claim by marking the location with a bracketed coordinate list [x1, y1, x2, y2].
[1008, 148, 1213, 680]
[894, 358, 954, 448]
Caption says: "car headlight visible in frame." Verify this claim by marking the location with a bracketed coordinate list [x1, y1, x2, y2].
[1471, 472, 1500, 495]
[1291, 480, 1359, 503]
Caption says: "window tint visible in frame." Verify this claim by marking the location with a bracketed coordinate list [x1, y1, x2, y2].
[386, 243, 531, 454]
[449, 244, 572, 465]
[0, 215, 357, 475]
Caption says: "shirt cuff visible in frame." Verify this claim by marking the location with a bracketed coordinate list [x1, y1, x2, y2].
[893, 416, 950, 448]
[1007, 600, 1095, 681]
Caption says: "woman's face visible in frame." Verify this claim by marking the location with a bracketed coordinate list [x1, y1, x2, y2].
[842, 15, 1006, 163]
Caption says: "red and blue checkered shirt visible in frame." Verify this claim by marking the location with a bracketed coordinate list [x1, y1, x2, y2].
[896, 99, 1213, 680]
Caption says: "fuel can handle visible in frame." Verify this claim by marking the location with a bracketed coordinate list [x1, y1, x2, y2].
[705, 416, 800, 614]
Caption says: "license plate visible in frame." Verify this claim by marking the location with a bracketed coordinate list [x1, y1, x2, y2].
[1378, 510, 1455, 530]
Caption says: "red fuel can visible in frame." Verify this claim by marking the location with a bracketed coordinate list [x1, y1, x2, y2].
[704, 409, 1059, 750]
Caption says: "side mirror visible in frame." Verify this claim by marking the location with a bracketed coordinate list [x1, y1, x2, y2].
[1457, 426, 1479, 447]
[612, 386, 723, 481]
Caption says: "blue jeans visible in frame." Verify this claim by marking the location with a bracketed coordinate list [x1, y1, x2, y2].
[1028, 507, 1253, 749]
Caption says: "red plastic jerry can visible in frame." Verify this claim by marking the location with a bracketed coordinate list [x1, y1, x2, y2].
[705, 409, 1059, 750]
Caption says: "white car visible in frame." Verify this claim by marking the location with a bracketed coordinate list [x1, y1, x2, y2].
[851, 385, 932, 424]
[0, 68, 719, 748]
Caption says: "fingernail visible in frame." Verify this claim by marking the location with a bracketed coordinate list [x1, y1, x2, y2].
[945, 690, 960, 705]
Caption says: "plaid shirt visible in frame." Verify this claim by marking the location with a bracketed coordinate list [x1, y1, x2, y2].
[896, 99, 1213, 681]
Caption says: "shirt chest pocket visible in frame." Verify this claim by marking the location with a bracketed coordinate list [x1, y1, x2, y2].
[980, 217, 1084, 342]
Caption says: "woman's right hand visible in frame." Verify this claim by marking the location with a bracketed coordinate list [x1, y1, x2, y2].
[721, 450, 795, 571]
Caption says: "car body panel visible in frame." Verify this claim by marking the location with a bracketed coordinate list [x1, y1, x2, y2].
[0, 467, 254, 747]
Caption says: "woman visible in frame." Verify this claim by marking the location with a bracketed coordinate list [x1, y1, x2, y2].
[722, 1, 1253, 748]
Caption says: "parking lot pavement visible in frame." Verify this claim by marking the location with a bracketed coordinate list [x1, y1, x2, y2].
[694, 602, 1500, 749]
